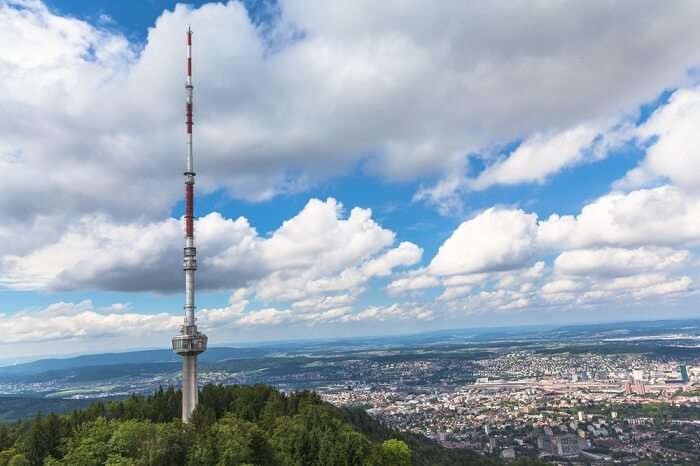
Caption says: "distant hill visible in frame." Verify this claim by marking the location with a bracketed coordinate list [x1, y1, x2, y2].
[3, 317, 698, 382]
[0, 346, 268, 376]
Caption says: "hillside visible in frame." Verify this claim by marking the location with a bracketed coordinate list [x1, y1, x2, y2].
[0, 347, 271, 377]
[0, 385, 543, 466]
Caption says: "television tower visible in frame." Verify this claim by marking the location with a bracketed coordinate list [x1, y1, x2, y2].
[172, 26, 207, 423]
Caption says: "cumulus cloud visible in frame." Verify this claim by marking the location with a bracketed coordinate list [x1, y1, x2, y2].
[0, 213, 262, 291]
[249, 199, 422, 303]
[437, 285, 471, 301]
[0, 300, 180, 344]
[0, 295, 435, 346]
[630, 276, 692, 298]
[429, 208, 539, 276]
[339, 304, 433, 322]
[259, 198, 394, 274]
[401, 187, 699, 313]
[443, 289, 531, 314]
[277, 0, 700, 183]
[209, 302, 434, 327]
[616, 86, 700, 191]
[291, 294, 356, 311]
[385, 271, 440, 296]
[368, 55, 700, 317]
[538, 186, 700, 249]
[416, 119, 638, 213]
[5, 0, 700, 340]
[471, 126, 601, 190]
[541, 279, 581, 295]
[430, 263, 544, 306]
[554, 247, 689, 277]
[362, 242, 423, 277]
[0, 198, 420, 323]
[2, 0, 700, 228]
[540, 273, 692, 307]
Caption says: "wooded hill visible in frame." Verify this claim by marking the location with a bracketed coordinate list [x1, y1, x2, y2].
[0, 384, 545, 466]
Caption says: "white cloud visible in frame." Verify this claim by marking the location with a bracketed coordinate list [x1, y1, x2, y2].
[437, 285, 471, 301]
[539, 272, 693, 307]
[554, 247, 689, 277]
[5, 0, 700, 340]
[0, 213, 261, 292]
[418, 185, 700, 307]
[0, 295, 431, 345]
[541, 279, 581, 295]
[203, 299, 430, 328]
[431, 263, 545, 301]
[236, 308, 294, 327]
[471, 125, 600, 190]
[405, 187, 700, 314]
[259, 198, 394, 274]
[0, 300, 180, 344]
[0, 199, 419, 308]
[199, 288, 250, 324]
[429, 208, 539, 276]
[617, 87, 700, 191]
[489, 122, 634, 188]
[539, 186, 700, 249]
[444, 289, 530, 313]
[362, 242, 422, 277]
[494, 261, 546, 290]
[385, 272, 440, 296]
[291, 294, 356, 311]
[250, 199, 421, 303]
[340, 304, 433, 322]
[2, 0, 700, 228]
[442, 273, 489, 288]
[632, 276, 692, 297]
[604, 273, 673, 291]
[415, 118, 635, 212]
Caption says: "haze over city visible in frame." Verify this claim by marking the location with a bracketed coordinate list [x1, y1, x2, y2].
[3, 0, 700, 361]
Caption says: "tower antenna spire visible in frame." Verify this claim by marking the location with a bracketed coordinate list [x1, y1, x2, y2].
[172, 26, 207, 423]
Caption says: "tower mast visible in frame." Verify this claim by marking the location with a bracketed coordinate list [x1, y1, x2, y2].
[172, 26, 207, 423]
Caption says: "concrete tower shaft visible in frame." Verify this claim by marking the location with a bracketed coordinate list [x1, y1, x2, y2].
[172, 26, 207, 424]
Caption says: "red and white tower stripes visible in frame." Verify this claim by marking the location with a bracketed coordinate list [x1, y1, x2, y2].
[184, 26, 196, 325]
[173, 26, 207, 424]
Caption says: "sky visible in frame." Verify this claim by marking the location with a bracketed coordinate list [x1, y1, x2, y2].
[3, 0, 700, 359]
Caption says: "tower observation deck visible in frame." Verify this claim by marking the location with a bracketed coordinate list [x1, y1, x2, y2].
[172, 26, 207, 423]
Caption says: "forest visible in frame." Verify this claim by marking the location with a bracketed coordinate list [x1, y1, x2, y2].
[0, 384, 545, 466]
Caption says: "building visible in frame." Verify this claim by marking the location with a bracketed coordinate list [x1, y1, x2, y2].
[556, 434, 581, 457]
[488, 437, 497, 454]
[680, 364, 689, 383]
[625, 380, 646, 395]
[538, 433, 581, 457]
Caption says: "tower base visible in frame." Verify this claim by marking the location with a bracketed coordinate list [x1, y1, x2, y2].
[173, 330, 207, 423]
[181, 354, 198, 423]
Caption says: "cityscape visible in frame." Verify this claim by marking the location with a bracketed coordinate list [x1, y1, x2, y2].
[2, 321, 699, 464]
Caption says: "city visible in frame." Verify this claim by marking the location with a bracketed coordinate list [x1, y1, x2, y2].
[322, 352, 700, 463]
[2, 321, 699, 464]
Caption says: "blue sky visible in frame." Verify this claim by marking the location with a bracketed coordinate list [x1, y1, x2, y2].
[2, 0, 700, 358]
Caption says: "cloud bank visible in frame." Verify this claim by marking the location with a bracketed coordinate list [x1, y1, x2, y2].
[2, 1, 700, 349]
